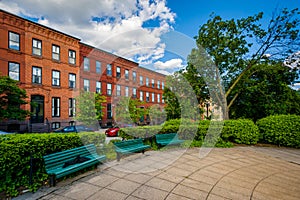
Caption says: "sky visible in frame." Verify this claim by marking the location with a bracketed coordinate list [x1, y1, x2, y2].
[0, 0, 299, 75]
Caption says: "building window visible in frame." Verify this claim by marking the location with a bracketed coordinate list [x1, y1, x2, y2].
[157, 80, 160, 89]
[107, 103, 112, 119]
[52, 70, 60, 86]
[96, 81, 101, 93]
[32, 66, 42, 84]
[116, 67, 121, 78]
[125, 86, 129, 97]
[125, 69, 129, 80]
[83, 79, 90, 91]
[162, 82, 164, 89]
[162, 97, 165, 104]
[116, 85, 121, 96]
[146, 77, 149, 86]
[132, 87, 137, 98]
[32, 39, 42, 56]
[69, 73, 76, 88]
[96, 61, 101, 74]
[152, 93, 155, 102]
[69, 50, 76, 64]
[52, 97, 60, 117]
[83, 57, 90, 71]
[140, 76, 143, 85]
[152, 79, 155, 88]
[107, 64, 112, 76]
[52, 45, 60, 61]
[107, 83, 112, 96]
[9, 32, 20, 51]
[133, 71, 137, 82]
[52, 122, 60, 129]
[69, 98, 76, 117]
[157, 94, 161, 103]
[8, 62, 20, 81]
[146, 92, 149, 102]
[140, 91, 143, 101]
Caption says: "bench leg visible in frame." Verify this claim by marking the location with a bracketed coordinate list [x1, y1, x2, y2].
[117, 152, 121, 161]
[50, 175, 56, 187]
[142, 150, 145, 154]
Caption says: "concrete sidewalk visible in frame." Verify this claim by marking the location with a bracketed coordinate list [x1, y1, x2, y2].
[14, 146, 300, 200]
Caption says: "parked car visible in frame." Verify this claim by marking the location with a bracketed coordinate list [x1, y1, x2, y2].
[105, 126, 120, 137]
[53, 125, 94, 133]
[0, 130, 14, 135]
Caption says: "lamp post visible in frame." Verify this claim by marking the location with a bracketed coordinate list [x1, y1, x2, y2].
[205, 102, 210, 119]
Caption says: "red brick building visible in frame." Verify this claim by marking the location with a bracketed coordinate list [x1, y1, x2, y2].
[79, 43, 166, 127]
[0, 9, 166, 132]
[0, 9, 81, 132]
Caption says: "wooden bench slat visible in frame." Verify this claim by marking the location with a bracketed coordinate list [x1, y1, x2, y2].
[156, 133, 185, 147]
[43, 144, 106, 186]
[113, 138, 150, 161]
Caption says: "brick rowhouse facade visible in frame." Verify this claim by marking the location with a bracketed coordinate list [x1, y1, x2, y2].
[79, 43, 166, 127]
[0, 9, 166, 132]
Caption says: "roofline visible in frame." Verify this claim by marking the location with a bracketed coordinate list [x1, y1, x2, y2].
[138, 66, 167, 77]
[0, 9, 81, 41]
[80, 42, 139, 66]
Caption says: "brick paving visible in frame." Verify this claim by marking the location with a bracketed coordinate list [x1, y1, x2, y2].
[14, 147, 300, 200]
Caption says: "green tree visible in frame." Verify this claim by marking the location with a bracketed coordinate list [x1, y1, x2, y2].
[191, 8, 300, 119]
[148, 104, 166, 125]
[114, 96, 148, 125]
[75, 91, 106, 126]
[95, 93, 107, 120]
[163, 72, 200, 120]
[163, 86, 181, 120]
[0, 76, 30, 120]
[230, 62, 300, 121]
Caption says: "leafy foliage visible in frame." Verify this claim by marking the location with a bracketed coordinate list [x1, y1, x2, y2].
[0, 76, 30, 120]
[191, 8, 300, 118]
[230, 62, 300, 121]
[148, 104, 166, 125]
[119, 119, 259, 147]
[0, 132, 105, 197]
[163, 73, 200, 121]
[163, 86, 181, 120]
[256, 115, 300, 148]
[75, 91, 106, 126]
[114, 96, 148, 125]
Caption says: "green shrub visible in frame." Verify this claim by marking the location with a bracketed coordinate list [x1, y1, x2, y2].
[119, 126, 162, 139]
[119, 119, 258, 148]
[0, 132, 104, 197]
[257, 115, 300, 148]
[222, 119, 259, 145]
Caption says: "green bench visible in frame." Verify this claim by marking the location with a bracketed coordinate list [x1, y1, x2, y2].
[114, 138, 151, 161]
[155, 133, 185, 147]
[43, 144, 106, 186]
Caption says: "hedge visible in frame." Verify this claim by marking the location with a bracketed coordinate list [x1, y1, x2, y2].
[256, 115, 300, 148]
[0, 132, 105, 197]
[119, 119, 259, 147]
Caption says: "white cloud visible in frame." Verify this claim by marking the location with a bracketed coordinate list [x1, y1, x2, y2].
[154, 58, 184, 70]
[155, 70, 172, 76]
[0, 0, 175, 65]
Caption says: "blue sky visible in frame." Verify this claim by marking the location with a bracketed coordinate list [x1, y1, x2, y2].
[167, 0, 299, 38]
[0, 0, 299, 75]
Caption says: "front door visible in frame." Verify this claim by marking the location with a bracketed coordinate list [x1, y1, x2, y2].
[31, 95, 44, 123]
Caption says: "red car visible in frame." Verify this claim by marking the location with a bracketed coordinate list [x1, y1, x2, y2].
[105, 126, 120, 137]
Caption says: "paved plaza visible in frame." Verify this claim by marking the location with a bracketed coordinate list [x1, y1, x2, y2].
[15, 146, 300, 200]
